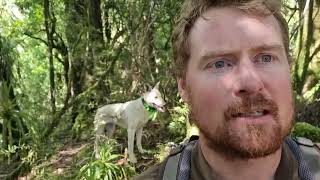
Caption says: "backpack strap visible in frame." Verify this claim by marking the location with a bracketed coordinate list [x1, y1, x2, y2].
[291, 137, 320, 179]
[162, 151, 181, 180]
[162, 136, 198, 180]
[285, 137, 314, 180]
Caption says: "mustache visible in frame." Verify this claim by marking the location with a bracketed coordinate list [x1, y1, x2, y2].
[224, 93, 279, 121]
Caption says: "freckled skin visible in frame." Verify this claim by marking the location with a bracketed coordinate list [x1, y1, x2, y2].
[178, 7, 294, 159]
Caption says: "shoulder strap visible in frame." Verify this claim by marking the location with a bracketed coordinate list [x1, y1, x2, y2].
[162, 136, 198, 180]
[285, 137, 314, 180]
[162, 152, 181, 180]
[292, 137, 320, 179]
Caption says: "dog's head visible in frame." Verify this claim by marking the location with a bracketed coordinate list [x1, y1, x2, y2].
[143, 82, 166, 112]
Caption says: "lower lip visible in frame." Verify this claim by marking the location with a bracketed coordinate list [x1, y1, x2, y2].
[233, 114, 273, 124]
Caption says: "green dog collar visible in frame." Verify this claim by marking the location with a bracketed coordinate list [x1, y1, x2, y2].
[142, 98, 157, 113]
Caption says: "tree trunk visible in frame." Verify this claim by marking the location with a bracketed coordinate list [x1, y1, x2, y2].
[292, 0, 316, 97]
[44, 0, 56, 113]
[87, 0, 109, 105]
[65, 0, 87, 97]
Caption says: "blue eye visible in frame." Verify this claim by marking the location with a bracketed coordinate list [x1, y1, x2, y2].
[215, 61, 225, 68]
[206, 59, 233, 73]
[257, 54, 273, 63]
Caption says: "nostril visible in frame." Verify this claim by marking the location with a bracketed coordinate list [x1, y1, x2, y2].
[236, 85, 263, 96]
[263, 110, 269, 115]
[237, 89, 249, 95]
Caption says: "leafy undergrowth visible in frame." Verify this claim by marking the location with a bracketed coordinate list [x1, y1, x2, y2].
[17, 136, 93, 179]
[12, 117, 320, 179]
[292, 122, 320, 142]
[14, 119, 177, 179]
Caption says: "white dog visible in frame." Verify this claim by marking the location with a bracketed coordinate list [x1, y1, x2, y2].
[94, 82, 166, 163]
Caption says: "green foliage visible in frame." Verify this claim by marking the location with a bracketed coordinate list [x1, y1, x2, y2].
[0, 142, 35, 179]
[0, 143, 34, 164]
[0, 81, 41, 148]
[292, 122, 320, 142]
[154, 143, 166, 162]
[303, 83, 320, 102]
[72, 112, 88, 137]
[0, 82, 25, 148]
[77, 140, 135, 180]
[168, 102, 189, 141]
[154, 143, 173, 162]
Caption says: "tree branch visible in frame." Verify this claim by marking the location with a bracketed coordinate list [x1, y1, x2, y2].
[110, 29, 125, 47]
[23, 33, 48, 45]
[287, 8, 298, 24]
[54, 53, 64, 64]
[284, 4, 299, 11]
[310, 43, 320, 60]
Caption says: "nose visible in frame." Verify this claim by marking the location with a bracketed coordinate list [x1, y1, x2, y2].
[233, 64, 264, 97]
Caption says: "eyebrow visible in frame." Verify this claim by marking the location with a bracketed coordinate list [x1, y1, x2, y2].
[199, 50, 234, 67]
[250, 44, 285, 53]
[199, 43, 285, 65]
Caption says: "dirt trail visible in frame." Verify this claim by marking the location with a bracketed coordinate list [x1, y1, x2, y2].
[18, 142, 88, 180]
[50, 143, 88, 175]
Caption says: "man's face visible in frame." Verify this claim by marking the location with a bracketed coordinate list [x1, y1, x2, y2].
[178, 7, 294, 159]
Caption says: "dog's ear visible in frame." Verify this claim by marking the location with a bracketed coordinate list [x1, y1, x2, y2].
[153, 81, 160, 90]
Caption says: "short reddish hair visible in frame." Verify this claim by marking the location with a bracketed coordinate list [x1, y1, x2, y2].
[172, 0, 290, 78]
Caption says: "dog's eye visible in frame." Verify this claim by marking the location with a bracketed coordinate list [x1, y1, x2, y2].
[155, 96, 158, 99]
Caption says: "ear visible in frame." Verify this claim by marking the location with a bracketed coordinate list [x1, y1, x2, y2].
[177, 78, 189, 103]
[153, 81, 160, 89]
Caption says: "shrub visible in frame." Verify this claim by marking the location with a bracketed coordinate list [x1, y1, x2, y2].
[168, 103, 189, 141]
[154, 143, 167, 162]
[292, 122, 320, 142]
[77, 140, 135, 180]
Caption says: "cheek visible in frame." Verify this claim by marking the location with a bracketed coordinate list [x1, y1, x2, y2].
[188, 76, 226, 121]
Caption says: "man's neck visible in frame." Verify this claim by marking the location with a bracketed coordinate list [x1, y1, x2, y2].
[199, 136, 282, 180]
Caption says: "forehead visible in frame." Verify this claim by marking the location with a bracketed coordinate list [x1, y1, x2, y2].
[189, 7, 283, 55]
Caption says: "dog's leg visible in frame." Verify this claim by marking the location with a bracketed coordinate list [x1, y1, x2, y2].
[136, 127, 147, 153]
[127, 128, 137, 163]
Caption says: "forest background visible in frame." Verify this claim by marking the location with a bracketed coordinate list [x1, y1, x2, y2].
[0, 0, 320, 179]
